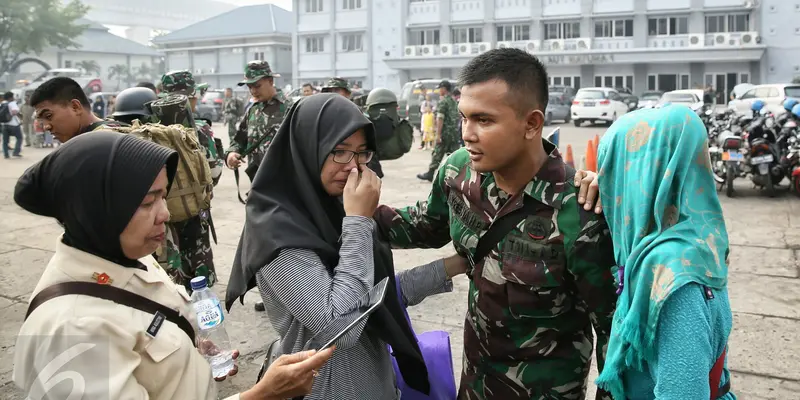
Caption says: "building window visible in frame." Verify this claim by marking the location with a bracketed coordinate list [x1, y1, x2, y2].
[705, 14, 750, 33]
[452, 27, 483, 43]
[305, 0, 323, 13]
[496, 24, 531, 41]
[594, 75, 634, 91]
[648, 17, 688, 36]
[544, 22, 581, 40]
[342, 0, 362, 10]
[647, 74, 690, 91]
[305, 36, 325, 53]
[409, 29, 440, 45]
[252, 51, 265, 61]
[594, 19, 634, 38]
[550, 76, 581, 88]
[341, 33, 363, 52]
[64, 60, 72, 68]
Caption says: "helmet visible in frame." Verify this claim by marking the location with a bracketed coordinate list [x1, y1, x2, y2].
[783, 98, 799, 112]
[792, 103, 800, 119]
[112, 87, 158, 117]
[751, 99, 765, 112]
[366, 88, 397, 107]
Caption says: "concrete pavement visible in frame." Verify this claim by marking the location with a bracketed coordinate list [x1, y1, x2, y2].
[0, 123, 798, 399]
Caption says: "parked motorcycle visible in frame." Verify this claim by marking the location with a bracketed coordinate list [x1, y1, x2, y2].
[745, 109, 784, 197]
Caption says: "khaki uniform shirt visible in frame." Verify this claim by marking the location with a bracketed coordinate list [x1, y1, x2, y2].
[13, 237, 239, 400]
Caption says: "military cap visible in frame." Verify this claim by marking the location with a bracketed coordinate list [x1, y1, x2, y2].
[437, 80, 453, 91]
[238, 60, 280, 86]
[321, 77, 351, 93]
[160, 70, 196, 97]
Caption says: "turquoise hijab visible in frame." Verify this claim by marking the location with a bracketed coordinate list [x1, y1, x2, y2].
[594, 105, 730, 398]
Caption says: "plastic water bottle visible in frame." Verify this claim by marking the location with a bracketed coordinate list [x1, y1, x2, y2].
[190, 276, 234, 379]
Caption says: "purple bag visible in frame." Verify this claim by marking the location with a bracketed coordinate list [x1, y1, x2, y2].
[389, 278, 457, 400]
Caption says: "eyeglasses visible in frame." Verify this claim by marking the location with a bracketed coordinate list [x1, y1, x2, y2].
[330, 150, 374, 164]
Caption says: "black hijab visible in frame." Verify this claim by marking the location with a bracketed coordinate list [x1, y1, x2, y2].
[226, 93, 430, 394]
[14, 131, 178, 268]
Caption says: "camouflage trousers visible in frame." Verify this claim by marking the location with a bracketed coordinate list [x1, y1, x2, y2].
[427, 139, 461, 173]
[155, 212, 217, 293]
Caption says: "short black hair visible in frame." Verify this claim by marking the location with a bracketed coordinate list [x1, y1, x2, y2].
[302, 83, 313, 89]
[225, 87, 233, 91]
[137, 82, 157, 93]
[30, 77, 90, 109]
[458, 48, 549, 115]
[3, 92, 13, 101]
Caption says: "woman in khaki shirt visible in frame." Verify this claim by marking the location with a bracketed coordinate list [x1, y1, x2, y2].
[12, 131, 332, 400]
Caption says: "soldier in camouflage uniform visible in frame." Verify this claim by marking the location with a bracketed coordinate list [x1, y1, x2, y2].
[320, 77, 352, 98]
[222, 87, 244, 144]
[225, 60, 289, 172]
[225, 60, 290, 311]
[374, 48, 615, 400]
[158, 70, 219, 292]
[417, 80, 461, 182]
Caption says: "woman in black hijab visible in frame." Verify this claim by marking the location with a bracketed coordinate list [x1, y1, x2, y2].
[13, 131, 332, 400]
[226, 93, 467, 399]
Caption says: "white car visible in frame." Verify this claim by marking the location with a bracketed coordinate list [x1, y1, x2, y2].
[571, 87, 630, 127]
[728, 83, 800, 116]
[659, 89, 705, 112]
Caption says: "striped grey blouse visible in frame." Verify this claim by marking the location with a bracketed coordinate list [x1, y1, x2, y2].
[255, 216, 453, 400]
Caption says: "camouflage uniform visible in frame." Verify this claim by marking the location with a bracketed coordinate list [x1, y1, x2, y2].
[226, 60, 288, 167]
[423, 81, 461, 177]
[159, 70, 218, 292]
[223, 95, 244, 144]
[321, 77, 351, 96]
[375, 144, 617, 400]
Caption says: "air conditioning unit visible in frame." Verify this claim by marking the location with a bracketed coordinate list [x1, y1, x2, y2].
[687, 34, 704, 48]
[457, 43, 470, 55]
[475, 42, 491, 54]
[713, 33, 731, 46]
[548, 39, 565, 52]
[496, 41, 513, 49]
[524, 40, 540, 53]
[404, 46, 419, 57]
[740, 31, 761, 46]
[576, 38, 592, 51]
[194, 68, 202, 74]
[439, 44, 453, 56]
[419, 44, 435, 56]
[209, 68, 217, 74]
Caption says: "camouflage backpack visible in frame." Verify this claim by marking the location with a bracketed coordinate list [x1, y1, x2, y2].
[103, 119, 213, 222]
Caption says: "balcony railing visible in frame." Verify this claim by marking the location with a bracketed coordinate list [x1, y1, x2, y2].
[647, 32, 762, 49]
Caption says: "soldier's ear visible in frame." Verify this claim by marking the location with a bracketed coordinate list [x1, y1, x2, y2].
[524, 108, 544, 140]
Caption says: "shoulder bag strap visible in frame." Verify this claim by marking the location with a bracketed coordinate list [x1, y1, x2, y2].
[25, 281, 196, 346]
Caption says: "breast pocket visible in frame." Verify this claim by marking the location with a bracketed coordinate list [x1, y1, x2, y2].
[501, 237, 571, 319]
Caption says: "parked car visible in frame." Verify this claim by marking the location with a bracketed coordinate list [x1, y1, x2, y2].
[571, 87, 630, 126]
[549, 85, 578, 104]
[728, 83, 800, 116]
[545, 94, 571, 125]
[195, 103, 220, 123]
[637, 91, 664, 109]
[615, 87, 639, 111]
[200, 89, 225, 121]
[398, 79, 458, 129]
[659, 89, 706, 111]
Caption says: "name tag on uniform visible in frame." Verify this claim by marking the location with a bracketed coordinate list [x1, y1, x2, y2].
[147, 311, 166, 338]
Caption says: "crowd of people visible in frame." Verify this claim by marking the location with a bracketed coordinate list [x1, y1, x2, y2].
[9, 48, 734, 400]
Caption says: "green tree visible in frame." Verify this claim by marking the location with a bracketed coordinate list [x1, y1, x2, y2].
[77, 60, 101, 76]
[107, 64, 129, 90]
[0, 0, 89, 76]
[134, 62, 154, 81]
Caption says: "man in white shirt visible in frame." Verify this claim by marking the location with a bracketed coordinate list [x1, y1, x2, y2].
[1, 92, 22, 158]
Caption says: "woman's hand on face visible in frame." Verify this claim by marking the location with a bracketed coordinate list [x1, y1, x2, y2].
[443, 254, 469, 278]
[242, 347, 335, 400]
[343, 166, 382, 218]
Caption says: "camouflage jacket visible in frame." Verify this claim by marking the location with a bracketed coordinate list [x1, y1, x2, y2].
[226, 90, 289, 165]
[222, 96, 244, 122]
[436, 95, 459, 144]
[374, 143, 617, 400]
[194, 119, 223, 186]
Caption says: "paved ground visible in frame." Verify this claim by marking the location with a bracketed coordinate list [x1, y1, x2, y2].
[0, 122, 798, 399]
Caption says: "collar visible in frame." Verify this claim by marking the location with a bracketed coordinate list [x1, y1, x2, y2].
[52, 236, 165, 289]
[477, 138, 571, 212]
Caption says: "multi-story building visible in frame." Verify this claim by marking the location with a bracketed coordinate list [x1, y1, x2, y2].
[153, 4, 293, 90]
[293, 0, 800, 102]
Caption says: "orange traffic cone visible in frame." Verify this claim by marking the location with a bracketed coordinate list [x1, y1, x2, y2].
[593, 134, 600, 154]
[565, 144, 575, 169]
[586, 139, 597, 172]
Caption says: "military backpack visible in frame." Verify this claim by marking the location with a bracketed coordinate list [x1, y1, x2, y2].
[102, 120, 213, 222]
[366, 105, 413, 161]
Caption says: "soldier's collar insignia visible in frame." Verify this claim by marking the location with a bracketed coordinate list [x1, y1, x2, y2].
[92, 272, 113, 285]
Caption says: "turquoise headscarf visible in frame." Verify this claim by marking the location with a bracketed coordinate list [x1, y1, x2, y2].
[594, 105, 730, 398]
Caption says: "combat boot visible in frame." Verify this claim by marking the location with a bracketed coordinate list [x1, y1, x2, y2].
[416, 171, 434, 182]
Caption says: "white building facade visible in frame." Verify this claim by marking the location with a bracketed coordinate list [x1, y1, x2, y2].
[293, 0, 800, 102]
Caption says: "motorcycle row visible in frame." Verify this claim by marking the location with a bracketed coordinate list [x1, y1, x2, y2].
[704, 98, 800, 198]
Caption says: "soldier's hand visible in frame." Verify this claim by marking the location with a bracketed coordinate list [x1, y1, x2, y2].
[227, 152, 243, 169]
[574, 170, 602, 214]
[343, 166, 382, 218]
